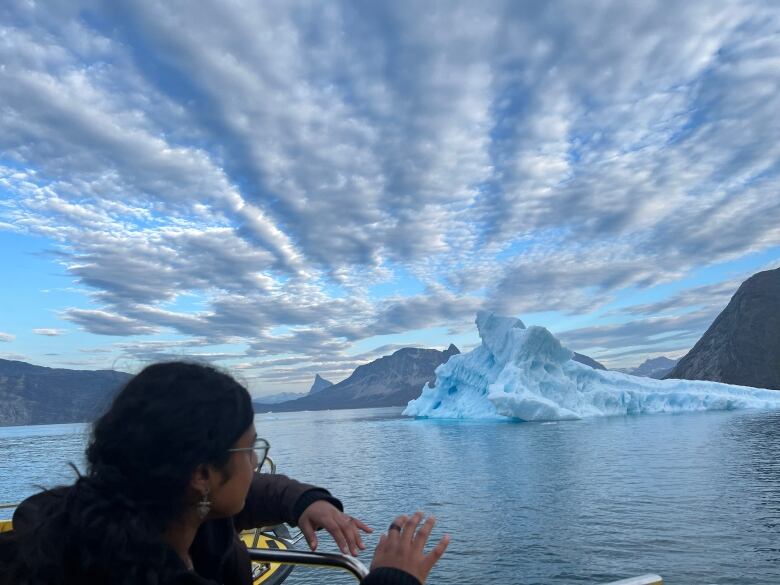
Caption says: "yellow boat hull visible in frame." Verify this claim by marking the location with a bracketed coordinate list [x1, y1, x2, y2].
[240, 529, 296, 585]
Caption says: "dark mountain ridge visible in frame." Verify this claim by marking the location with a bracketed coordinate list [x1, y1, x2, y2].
[308, 374, 333, 394]
[0, 359, 131, 426]
[665, 267, 780, 389]
[572, 352, 607, 370]
[254, 344, 460, 412]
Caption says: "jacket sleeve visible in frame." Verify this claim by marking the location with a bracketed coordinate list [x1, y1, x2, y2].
[232, 472, 342, 532]
[362, 567, 422, 585]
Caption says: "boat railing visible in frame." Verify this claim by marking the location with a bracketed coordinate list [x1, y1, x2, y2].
[247, 547, 370, 581]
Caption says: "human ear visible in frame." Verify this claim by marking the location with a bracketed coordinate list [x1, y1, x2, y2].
[189, 464, 212, 495]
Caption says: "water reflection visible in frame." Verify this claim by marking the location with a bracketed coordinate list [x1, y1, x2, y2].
[722, 412, 780, 564]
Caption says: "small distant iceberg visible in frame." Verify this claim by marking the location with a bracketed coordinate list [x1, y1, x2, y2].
[403, 312, 780, 421]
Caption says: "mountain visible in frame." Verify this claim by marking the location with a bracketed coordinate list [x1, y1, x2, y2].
[254, 391, 306, 405]
[618, 356, 679, 379]
[665, 267, 780, 389]
[0, 359, 132, 426]
[572, 352, 607, 370]
[252, 374, 334, 405]
[308, 374, 333, 394]
[254, 344, 460, 412]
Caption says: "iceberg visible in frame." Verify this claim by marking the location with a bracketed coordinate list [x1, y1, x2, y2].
[403, 312, 780, 421]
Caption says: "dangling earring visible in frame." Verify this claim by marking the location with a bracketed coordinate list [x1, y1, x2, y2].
[197, 487, 211, 519]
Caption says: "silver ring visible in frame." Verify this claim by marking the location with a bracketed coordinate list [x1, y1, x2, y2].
[388, 522, 402, 532]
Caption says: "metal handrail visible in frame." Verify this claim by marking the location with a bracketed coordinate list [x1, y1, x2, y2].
[247, 548, 369, 582]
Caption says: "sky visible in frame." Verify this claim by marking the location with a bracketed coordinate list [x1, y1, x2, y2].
[1, 0, 779, 398]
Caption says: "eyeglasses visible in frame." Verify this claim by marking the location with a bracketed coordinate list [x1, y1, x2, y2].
[227, 437, 270, 471]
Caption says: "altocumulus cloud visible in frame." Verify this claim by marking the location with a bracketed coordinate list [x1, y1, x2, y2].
[32, 329, 66, 336]
[1, 0, 779, 389]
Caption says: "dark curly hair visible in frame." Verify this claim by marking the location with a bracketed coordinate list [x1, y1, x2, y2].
[4, 361, 254, 585]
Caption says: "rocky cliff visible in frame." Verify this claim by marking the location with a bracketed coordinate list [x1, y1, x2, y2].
[665, 267, 780, 389]
[308, 374, 333, 394]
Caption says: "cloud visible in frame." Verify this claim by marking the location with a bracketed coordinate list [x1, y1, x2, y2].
[0, 333, 15, 342]
[557, 308, 719, 367]
[78, 347, 114, 354]
[63, 309, 158, 336]
[98, 1, 498, 269]
[32, 328, 66, 336]
[354, 286, 484, 339]
[480, 241, 686, 316]
[615, 280, 741, 318]
[2, 0, 779, 384]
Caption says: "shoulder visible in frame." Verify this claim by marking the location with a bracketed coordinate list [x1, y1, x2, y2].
[13, 486, 71, 533]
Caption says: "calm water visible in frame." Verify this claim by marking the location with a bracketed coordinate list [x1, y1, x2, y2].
[2, 407, 780, 584]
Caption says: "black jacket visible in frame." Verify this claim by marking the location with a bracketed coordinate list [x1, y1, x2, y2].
[4, 473, 419, 585]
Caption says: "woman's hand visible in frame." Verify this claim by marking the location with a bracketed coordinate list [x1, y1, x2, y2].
[370, 512, 450, 584]
[298, 500, 373, 555]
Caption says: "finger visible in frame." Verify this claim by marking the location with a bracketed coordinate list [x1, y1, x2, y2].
[353, 517, 374, 533]
[402, 511, 424, 544]
[338, 517, 360, 556]
[325, 520, 350, 555]
[413, 515, 436, 552]
[422, 534, 450, 573]
[299, 518, 318, 551]
[346, 518, 367, 551]
[388, 515, 407, 541]
[349, 531, 364, 554]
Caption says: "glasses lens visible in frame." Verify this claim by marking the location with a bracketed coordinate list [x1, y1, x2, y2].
[254, 439, 269, 464]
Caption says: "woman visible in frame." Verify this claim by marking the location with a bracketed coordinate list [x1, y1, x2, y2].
[1, 362, 448, 585]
